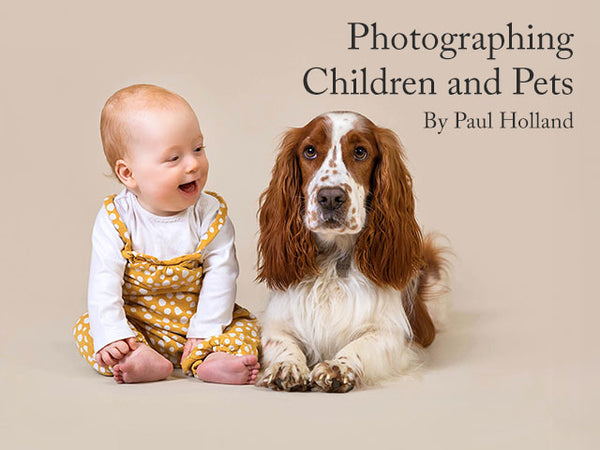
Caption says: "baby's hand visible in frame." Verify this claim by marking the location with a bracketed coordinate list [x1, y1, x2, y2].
[95, 338, 138, 367]
[181, 337, 205, 365]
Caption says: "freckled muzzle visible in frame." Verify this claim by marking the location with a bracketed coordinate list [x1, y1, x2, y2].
[313, 186, 351, 229]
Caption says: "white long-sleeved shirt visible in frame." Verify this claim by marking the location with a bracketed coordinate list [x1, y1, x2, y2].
[87, 189, 239, 353]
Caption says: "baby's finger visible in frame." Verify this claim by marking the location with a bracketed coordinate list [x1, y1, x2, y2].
[181, 348, 189, 362]
[96, 352, 109, 367]
[107, 346, 124, 360]
[181, 342, 192, 363]
[113, 340, 130, 355]
[126, 337, 139, 351]
[101, 351, 118, 366]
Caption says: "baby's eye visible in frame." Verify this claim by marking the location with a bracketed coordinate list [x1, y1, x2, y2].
[194, 146, 205, 153]
[168, 155, 179, 162]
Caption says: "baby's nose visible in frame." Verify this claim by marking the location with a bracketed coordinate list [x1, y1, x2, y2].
[186, 156, 200, 172]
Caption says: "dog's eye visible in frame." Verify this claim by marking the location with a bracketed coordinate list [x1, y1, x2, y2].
[303, 145, 317, 160]
[354, 147, 368, 160]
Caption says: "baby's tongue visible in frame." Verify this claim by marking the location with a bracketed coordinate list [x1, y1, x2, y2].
[180, 182, 195, 192]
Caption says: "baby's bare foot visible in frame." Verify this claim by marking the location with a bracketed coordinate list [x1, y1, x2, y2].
[195, 352, 260, 385]
[112, 344, 173, 384]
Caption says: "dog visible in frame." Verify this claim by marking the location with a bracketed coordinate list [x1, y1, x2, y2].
[256, 111, 449, 392]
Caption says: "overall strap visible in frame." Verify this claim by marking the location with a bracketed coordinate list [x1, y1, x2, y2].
[103, 195, 133, 254]
[195, 191, 228, 254]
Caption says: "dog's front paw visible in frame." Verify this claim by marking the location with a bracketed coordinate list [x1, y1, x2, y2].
[310, 360, 356, 393]
[258, 361, 311, 392]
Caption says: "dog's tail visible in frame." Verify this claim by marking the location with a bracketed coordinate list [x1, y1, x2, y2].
[404, 232, 452, 347]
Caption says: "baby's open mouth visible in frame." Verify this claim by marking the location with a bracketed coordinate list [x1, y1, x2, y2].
[178, 181, 197, 194]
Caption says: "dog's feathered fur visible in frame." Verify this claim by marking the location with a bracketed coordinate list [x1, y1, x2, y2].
[257, 112, 449, 392]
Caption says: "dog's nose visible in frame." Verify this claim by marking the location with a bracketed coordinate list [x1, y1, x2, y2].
[317, 187, 347, 210]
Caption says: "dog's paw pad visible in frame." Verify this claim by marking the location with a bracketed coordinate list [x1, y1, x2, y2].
[310, 360, 355, 393]
[258, 361, 310, 392]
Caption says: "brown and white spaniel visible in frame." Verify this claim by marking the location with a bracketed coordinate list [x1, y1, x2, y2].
[256, 111, 449, 392]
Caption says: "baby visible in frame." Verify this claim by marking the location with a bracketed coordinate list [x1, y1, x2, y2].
[73, 84, 261, 384]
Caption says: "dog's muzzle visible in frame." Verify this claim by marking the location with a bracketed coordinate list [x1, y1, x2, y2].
[317, 187, 348, 225]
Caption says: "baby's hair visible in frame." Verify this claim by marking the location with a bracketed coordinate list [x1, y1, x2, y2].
[100, 84, 191, 176]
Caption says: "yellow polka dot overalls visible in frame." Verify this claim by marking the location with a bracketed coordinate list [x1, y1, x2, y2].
[73, 192, 261, 378]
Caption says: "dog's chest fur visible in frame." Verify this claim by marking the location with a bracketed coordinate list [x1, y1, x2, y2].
[263, 233, 413, 367]
[282, 255, 382, 365]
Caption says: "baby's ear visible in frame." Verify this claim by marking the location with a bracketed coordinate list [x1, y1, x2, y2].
[114, 159, 136, 189]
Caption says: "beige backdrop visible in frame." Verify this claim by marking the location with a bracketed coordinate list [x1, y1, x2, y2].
[1, 0, 597, 449]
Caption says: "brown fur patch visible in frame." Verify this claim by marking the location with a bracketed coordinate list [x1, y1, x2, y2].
[403, 234, 450, 347]
[257, 122, 325, 290]
[296, 117, 333, 193]
[354, 125, 423, 290]
[339, 126, 380, 191]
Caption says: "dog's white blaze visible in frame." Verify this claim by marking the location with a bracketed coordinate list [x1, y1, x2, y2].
[305, 112, 366, 233]
[328, 112, 355, 159]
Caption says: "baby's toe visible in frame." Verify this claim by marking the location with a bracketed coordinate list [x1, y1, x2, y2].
[241, 355, 258, 367]
[113, 365, 123, 382]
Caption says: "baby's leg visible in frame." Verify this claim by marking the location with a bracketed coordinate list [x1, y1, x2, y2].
[74, 312, 171, 383]
[181, 305, 261, 385]
[73, 313, 113, 377]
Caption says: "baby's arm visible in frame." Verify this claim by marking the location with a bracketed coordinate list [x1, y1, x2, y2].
[186, 214, 238, 340]
[87, 206, 137, 359]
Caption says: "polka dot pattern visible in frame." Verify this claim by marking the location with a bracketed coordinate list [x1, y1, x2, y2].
[72, 312, 147, 377]
[73, 192, 261, 377]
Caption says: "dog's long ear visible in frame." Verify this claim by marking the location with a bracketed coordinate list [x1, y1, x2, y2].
[257, 128, 319, 290]
[355, 126, 423, 290]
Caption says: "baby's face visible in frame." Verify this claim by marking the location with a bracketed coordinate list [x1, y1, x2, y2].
[124, 103, 208, 216]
